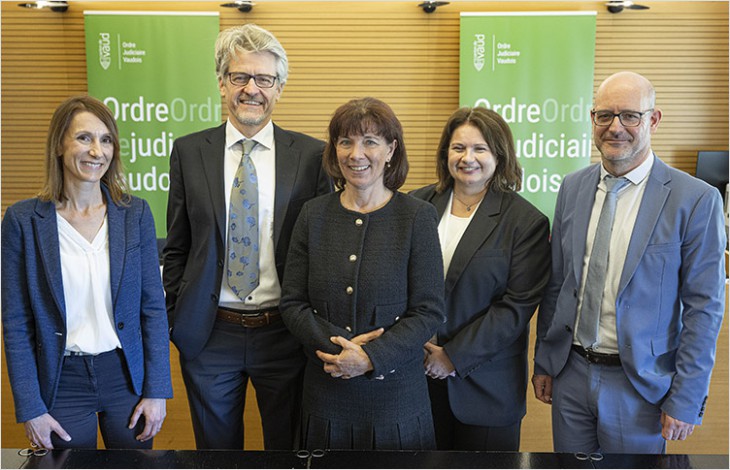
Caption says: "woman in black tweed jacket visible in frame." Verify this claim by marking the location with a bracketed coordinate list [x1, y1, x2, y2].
[280, 97, 445, 450]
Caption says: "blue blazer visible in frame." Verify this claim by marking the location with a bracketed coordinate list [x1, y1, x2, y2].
[411, 185, 551, 427]
[534, 155, 726, 425]
[1, 187, 173, 423]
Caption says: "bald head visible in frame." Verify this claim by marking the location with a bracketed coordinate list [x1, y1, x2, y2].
[592, 71, 662, 176]
[596, 71, 656, 111]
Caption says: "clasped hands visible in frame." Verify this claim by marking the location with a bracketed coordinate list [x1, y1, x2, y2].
[423, 342, 455, 379]
[316, 328, 383, 380]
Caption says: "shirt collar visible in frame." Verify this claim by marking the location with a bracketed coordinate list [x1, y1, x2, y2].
[225, 119, 274, 151]
[600, 151, 654, 186]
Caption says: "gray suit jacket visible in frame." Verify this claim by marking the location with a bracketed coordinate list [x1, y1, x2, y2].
[534, 155, 726, 424]
[163, 123, 330, 360]
[411, 185, 550, 426]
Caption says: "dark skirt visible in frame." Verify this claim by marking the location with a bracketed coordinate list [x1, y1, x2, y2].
[299, 358, 435, 450]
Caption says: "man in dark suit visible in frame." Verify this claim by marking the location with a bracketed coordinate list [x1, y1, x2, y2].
[163, 23, 331, 450]
[532, 71, 726, 453]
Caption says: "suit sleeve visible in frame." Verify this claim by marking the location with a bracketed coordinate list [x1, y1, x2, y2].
[362, 203, 446, 377]
[1, 206, 49, 422]
[280, 202, 352, 356]
[661, 187, 726, 424]
[138, 200, 173, 398]
[162, 141, 191, 324]
[533, 183, 568, 377]
[444, 211, 551, 378]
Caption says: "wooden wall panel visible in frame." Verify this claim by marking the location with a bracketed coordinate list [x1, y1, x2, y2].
[1, 0, 727, 454]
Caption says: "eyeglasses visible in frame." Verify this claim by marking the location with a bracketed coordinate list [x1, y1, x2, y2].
[227, 72, 278, 89]
[591, 109, 653, 127]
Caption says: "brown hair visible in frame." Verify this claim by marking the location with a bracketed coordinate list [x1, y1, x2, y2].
[323, 97, 409, 191]
[435, 107, 522, 193]
[39, 95, 128, 205]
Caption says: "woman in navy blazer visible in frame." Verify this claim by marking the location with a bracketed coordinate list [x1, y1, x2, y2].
[1, 96, 172, 450]
[411, 107, 550, 451]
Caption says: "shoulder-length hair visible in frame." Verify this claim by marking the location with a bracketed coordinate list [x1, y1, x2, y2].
[323, 97, 409, 191]
[39, 95, 128, 205]
[435, 107, 522, 193]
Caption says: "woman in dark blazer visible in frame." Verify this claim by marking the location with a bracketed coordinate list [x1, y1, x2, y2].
[411, 107, 550, 451]
[1, 96, 172, 450]
[280, 97, 445, 450]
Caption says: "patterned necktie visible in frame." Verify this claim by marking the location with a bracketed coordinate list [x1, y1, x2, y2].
[576, 175, 629, 350]
[227, 139, 259, 300]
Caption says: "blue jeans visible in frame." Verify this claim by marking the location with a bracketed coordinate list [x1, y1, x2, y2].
[49, 348, 151, 449]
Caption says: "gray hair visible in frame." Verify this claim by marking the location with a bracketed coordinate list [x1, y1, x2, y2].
[215, 23, 288, 86]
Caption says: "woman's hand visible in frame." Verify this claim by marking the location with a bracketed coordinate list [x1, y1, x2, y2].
[423, 342, 456, 379]
[316, 331, 381, 380]
[129, 398, 167, 442]
[23, 413, 71, 449]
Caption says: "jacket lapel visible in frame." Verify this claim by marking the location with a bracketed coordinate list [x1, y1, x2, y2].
[200, 124, 228, 242]
[273, 125, 297, 248]
[572, 165, 601, 284]
[619, 155, 670, 293]
[444, 188, 501, 297]
[32, 199, 66, 318]
[105, 187, 124, 309]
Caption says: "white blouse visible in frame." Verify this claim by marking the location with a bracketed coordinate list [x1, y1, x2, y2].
[57, 213, 120, 354]
[437, 191, 481, 277]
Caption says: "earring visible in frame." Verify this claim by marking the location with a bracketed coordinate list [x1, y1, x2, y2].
[386, 160, 391, 168]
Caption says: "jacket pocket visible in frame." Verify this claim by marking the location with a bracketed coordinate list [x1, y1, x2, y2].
[311, 298, 329, 322]
[371, 302, 407, 327]
[651, 331, 679, 356]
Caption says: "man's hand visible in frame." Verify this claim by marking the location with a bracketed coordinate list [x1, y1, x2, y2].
[661, 412, 695, 441]
[531, 374, 553, 404]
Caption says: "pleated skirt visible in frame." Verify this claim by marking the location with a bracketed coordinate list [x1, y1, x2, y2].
[299, 358, 436, 450]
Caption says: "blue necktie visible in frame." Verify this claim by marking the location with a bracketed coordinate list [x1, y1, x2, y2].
[576, 175, 629, 350]
[227, 139, 259, 300]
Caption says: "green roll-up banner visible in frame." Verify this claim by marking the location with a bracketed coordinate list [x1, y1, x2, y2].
[84, 11, 220, 236]
[460, 12, 597, 222]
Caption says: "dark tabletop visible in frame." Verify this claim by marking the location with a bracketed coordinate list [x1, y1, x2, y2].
[1, 448, 727, 469]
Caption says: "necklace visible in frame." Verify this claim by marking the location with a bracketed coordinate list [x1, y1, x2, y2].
[453, 193, 484, 212]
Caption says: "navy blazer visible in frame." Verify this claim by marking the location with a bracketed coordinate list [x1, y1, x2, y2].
[534, 156, 726, 425]
[163, 123, 331, 360]
[1, 188, 172, 423]
[410, 185, 551, 426]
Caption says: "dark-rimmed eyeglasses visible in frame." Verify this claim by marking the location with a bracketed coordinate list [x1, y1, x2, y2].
[591, 109, 653, 127]
[227, 72, 278, 88]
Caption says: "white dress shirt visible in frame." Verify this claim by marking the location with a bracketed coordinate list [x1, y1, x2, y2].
[574, 154, 654, 353]
[219, 119, 280, 310]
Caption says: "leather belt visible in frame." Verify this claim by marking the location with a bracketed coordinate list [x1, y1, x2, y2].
[216, 307, 281, 328]
[64, 350, 95, 357]
[571, 345, 622, 367]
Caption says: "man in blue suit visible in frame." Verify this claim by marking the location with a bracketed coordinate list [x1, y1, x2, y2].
[532, 71, 726, 453]
[163, 24, 331, 450]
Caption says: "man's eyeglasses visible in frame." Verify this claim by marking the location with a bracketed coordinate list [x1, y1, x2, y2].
[591, 109, 653, 127]
[227, 72, 278, 89]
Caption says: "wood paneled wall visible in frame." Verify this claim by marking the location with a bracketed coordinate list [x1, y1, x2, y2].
[1, 1, 728, 211]
[1, 0, 728, 455]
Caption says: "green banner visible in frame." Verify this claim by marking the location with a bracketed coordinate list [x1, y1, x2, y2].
[460, 12, 596, 222]
[84, 11, 220, 236]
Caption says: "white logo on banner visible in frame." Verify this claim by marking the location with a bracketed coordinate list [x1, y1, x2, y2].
[473, 33, 486, 72]
[98, 33, 111, 70]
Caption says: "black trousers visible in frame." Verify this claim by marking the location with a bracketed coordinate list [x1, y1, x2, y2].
[180, 319, 305, 450]
[428, 377, 521, 451]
